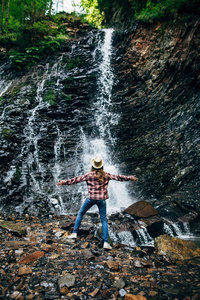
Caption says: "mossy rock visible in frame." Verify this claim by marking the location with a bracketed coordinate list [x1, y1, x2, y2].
[0, 221, 26, 236]
[2, 128, 14, 139]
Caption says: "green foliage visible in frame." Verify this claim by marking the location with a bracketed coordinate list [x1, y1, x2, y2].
[0, 33, 18, 48]
[131, 0, 200, 22]
[9, 36, 66, 72]
[2, 128, 14, 139]
[81, 0, 105, 28]
[43, 89, 57, 105]
[66, 57, 83, 70]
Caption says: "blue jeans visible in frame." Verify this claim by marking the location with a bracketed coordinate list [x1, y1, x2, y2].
[73, 198, 109, 242]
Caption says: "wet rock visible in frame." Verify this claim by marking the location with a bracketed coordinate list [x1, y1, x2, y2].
[105, 260, 119, 271]
[125, 294, 147, 300]
[18, 265, 32, 275]
[0, 221, 26, 236]
[89, 288, 99, 297]
[124, 201, 159, 218]
[58, 273, 76, 289]
[9, 291, 23, 299]
[5, 240, 29, 248]
[113, 278, 126, 289]
[81, 249, 95, 260]
[119, 288, 127, 297]
[18, 250, 44, 264]
[155, 234, 200, 260]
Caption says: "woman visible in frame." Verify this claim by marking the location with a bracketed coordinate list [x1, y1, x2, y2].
[57, 156, 138, 250]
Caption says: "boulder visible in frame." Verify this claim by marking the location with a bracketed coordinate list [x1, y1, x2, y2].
[0, 221, 26, 236]
[154, 234, 200, 260]
[124, 201, 159, 218]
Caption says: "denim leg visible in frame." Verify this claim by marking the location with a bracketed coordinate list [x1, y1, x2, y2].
[73, 198, 93, 233]
[97, 200, 109, 243]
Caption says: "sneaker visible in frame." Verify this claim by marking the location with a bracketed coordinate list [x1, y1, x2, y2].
[103, 242, 112, 250]
[67, 232, 77, 239]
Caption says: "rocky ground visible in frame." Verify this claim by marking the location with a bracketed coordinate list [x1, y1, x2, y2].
[0, 213, 200, 300]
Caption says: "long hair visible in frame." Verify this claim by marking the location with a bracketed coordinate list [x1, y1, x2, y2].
[91, 166, 106, 182]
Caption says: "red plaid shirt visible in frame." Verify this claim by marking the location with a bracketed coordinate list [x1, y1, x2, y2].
[61, 171, 134, 200]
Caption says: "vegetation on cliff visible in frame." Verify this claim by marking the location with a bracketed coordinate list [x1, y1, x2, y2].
[81, 0, 200, 27]
[0, 0, 91, 72]
[1, 0, 200, 71]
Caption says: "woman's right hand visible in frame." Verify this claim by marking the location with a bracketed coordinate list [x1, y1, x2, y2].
[57, 180, 63, 186]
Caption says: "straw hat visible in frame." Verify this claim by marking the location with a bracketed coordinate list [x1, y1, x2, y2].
[91, 156, 104, 169]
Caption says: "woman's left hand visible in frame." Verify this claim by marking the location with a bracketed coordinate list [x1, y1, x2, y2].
[57, 180, 63, 186]
[132, 176, 138, 182]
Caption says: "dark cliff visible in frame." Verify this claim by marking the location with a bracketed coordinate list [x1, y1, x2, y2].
[112, 18, 200, 209]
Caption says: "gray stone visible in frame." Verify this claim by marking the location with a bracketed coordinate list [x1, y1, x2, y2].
[58, 273, 76, 289]
[113, 278, 126, 289]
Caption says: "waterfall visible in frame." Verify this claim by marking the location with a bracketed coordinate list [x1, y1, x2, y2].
[136, 228, 154, 246]
[14, 61, 66, 215]
[0, 63, 13, 97]
[164, 222, 195, 240]
[72, 29, 135, 214]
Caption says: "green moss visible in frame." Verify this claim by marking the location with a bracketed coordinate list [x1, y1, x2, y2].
[2, 128, 14, 139]
[43, 89, 57, 105]
[13, 167, 21, 184]
[65, 95, 71, 101]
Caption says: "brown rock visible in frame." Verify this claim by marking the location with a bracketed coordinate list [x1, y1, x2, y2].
[9, 291, 23, 299]
[40, 243, 53, 252]
[81, 249, 95, 260]
[124, 201, 158, 218]
[89, 288, 99, 297]
[155, 234, 200, 260]
[18, 251, 44, 264]
[26, 294, 34, 300]
[18, 265, 32, 275]
[82, 242, 89, 248]
[105, 260, 119, 271]
[0, 221, 26, 236]
[149, 291, 158, 297]
[60, 287, 69, 294]
[125, 294, 147, 300]
[5, 241, 29, 248]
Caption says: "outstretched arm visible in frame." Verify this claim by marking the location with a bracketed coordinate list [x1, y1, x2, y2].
[106, 173, 138, 182]
[57, 173, 90, 186]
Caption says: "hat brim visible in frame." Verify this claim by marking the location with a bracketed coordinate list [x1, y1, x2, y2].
[91, 159, 104, 169]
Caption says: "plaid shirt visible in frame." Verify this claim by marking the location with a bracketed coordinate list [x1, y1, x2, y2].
[61, 171, 134, 200]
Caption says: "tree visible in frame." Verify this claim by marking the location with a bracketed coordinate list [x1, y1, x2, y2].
[0, 0, 4, 32]
[81, 0, 105, 28]
[5, 0, 10, 29]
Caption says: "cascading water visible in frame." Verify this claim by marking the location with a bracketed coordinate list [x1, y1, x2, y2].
[15, 61, 67, 215]
[71, 29, 135, 214]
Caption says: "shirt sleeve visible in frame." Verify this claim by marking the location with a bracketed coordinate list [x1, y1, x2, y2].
[106, 172, 133, 181]
[61, 173, 90, 185]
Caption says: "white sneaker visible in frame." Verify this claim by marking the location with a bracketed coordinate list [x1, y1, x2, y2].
[103, 242, 112, 250]
[67, 232, 77, 239]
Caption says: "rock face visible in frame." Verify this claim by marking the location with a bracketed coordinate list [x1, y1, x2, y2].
[155, 234, 200, 260]
[112, 19, 200, 209]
